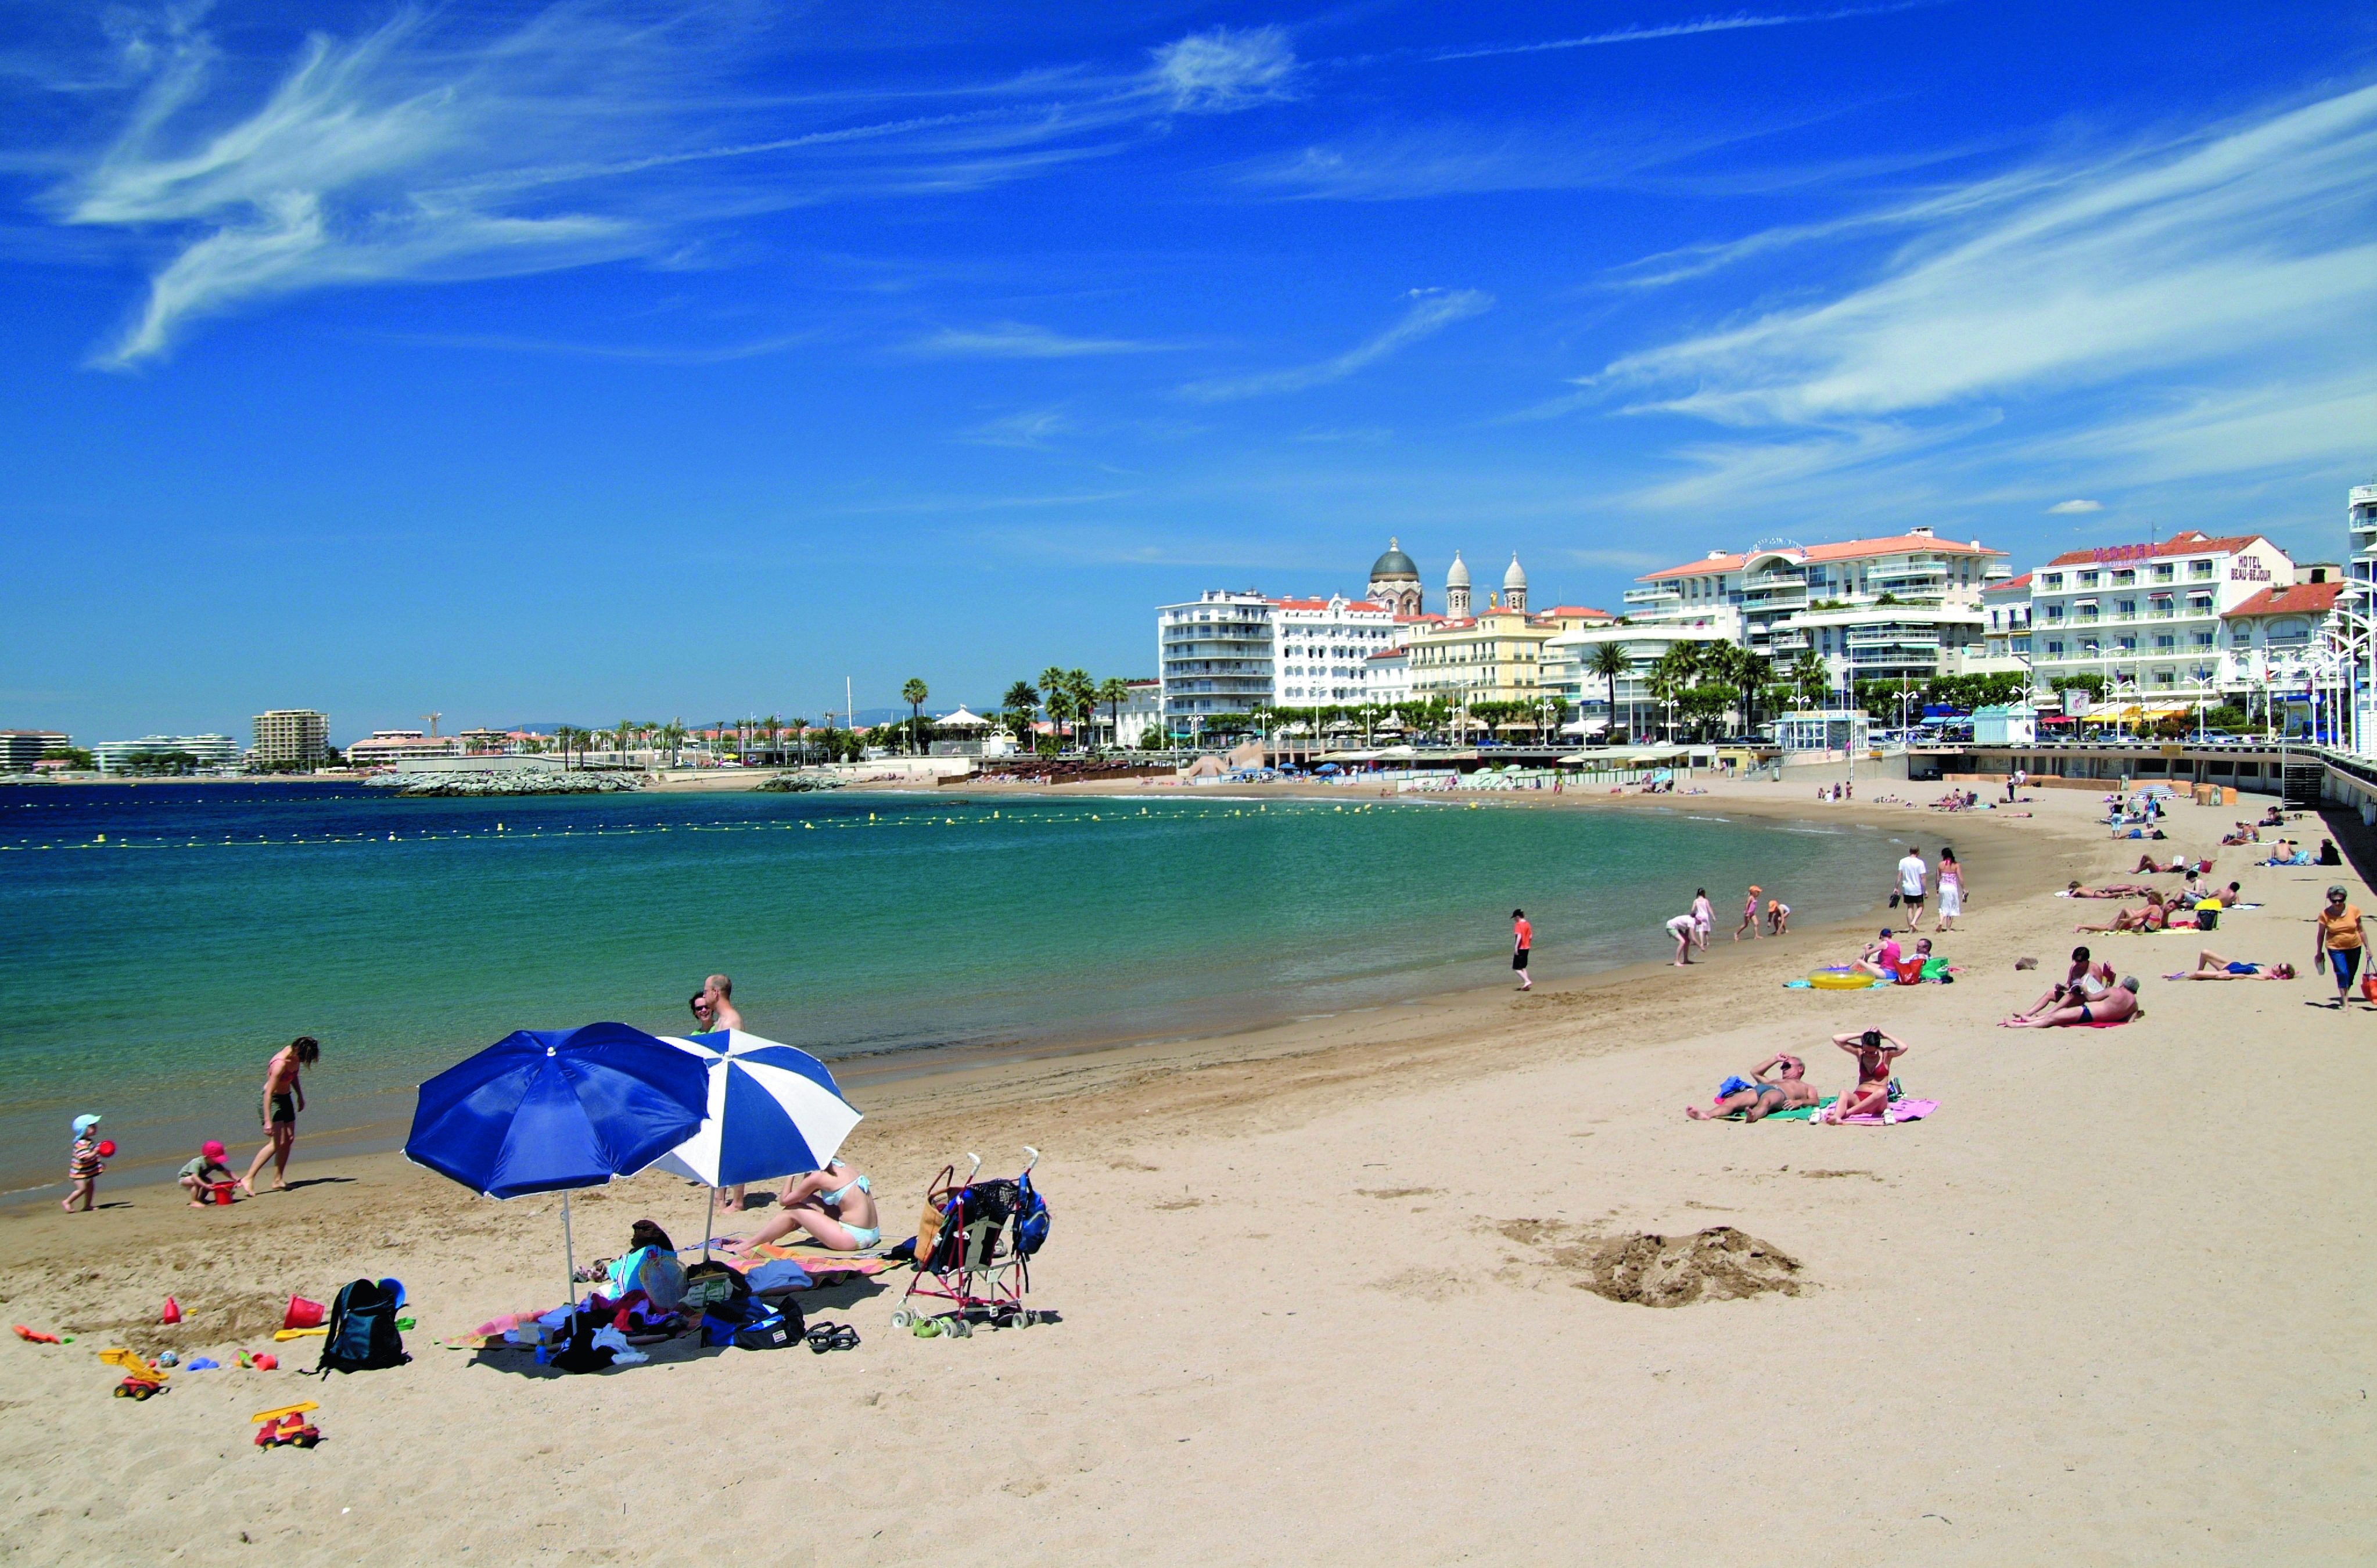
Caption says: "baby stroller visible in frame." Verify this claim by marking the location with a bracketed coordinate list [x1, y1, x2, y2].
[888, 1148, 1048, 1335]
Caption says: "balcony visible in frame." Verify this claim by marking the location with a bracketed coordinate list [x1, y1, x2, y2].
[1622, 587, 1682, 607]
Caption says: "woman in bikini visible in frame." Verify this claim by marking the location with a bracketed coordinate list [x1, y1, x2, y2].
[2163, 951, 2296, 981]
[1686, 1053, 1818, 1120]
[1816, 1029, 1907, 1124]
[240, 1036, 319, 1195]
[2074, 890, 2168, 934]
[729, 1156, 882, 1253]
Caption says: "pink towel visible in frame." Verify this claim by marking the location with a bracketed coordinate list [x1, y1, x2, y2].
[1836, 1098, 1938, 1125]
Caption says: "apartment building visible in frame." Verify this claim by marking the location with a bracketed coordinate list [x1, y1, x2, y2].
[252, 709, 329, 768]
[2026, 531, 2294, 696]
[1629, 528, 2008, 691]
[1541, 624, 1736, 737]
[1158, 591, 1276, 722]
[346, 730, 466, 768]
[0, 731, 69, 771]
[93, 734, 241, 772]
[1272, 595, 1400, 708]
[1406, 605, 1612, 708]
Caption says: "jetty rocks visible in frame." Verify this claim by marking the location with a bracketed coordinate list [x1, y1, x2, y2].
[757, 770, 848, 793]
[362, 771, 644, 798]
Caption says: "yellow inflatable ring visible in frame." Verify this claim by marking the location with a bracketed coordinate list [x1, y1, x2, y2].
[1809, 972, 1880, 990]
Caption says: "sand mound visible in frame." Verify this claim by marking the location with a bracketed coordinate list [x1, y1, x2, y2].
[1498, 1220, 1803, 1307]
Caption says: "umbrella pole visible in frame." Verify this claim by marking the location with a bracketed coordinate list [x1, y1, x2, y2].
[563, 1191, 576, 1303]
[702, 1184, 716, 1260]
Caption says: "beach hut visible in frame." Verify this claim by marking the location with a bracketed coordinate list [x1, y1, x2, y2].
[936, 706, 993, 730]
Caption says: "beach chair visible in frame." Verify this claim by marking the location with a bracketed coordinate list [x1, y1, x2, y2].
[889, 1148, 1045, 1335]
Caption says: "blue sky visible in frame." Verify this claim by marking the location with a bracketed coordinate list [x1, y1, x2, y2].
[4, 1, 2374, 742]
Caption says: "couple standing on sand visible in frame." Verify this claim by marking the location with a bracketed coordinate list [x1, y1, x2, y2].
[688, 973, 882, 1253]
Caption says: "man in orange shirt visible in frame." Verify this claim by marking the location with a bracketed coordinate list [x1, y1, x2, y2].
[1511, 909, 1533, 992]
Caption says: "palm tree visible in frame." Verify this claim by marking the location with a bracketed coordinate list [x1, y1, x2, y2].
[1650, 646, 1701, 743]
[1000, 680, 1039, 749]
[1588, 643, 1629, 742]
[900, 679, 929, 755]
[1789, 650, 1829, 710]
[1037, 666, 1069, 752]
[1064, 669, 1095, 750]
[1097, 677, 1130, 750]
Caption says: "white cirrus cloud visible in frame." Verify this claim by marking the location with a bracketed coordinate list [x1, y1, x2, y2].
[1180, 288, 1493, 402]
[1595, 82, 2377, 510]
[900, 322, 1166, 358]
[1430, 2, 1944, 63]
[2046, 498, 2104, 513]
[1149, 26, 1297, 114]
[40, 6, 1295, 366]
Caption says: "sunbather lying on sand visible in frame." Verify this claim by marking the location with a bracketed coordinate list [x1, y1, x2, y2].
[2067, 881, 2153, 898]
[2074, 893, 2169, 933]
[2134, 854, 2211, 875]
[1686, 1054, 1819, 1121]
[2163, 951, 2296, 981]
[1816, 1029, 1908, 1123]
[2001, 976, 2141, 1027]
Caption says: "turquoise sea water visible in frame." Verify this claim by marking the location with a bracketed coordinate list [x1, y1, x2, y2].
[0, 783, 1893, 1193]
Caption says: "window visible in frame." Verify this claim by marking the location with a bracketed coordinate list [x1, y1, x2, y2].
[2113, 569, 2136, 585]
[2119, 636, 2137, 651]
[2156, 635, 2175, 650]
[2189, 560, 2214, 578]
[2154, 564, 2175, 582]
[2193, 632, 2214, 648]
[2046, 603, 2065, 620]
[2081, 639, 2099, 654]
[2042, 573, 2064, 589]
[2116, 599, 2137, 616]
[2078, 570, 2100, 587]
[2045, 640, 2064, 656]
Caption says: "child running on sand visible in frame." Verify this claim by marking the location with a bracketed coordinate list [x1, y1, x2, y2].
[64, 1114, 103, 1213]
[1734, 887, 1762, 941]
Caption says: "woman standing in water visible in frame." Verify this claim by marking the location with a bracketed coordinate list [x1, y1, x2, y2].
[241, 1036, 319, 1195]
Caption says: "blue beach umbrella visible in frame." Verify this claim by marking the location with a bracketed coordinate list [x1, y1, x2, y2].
[643, 1030, 864, 1253]
[406, 1021, 709, 1294]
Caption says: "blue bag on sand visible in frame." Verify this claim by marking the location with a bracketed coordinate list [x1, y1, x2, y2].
[1718, 1076, 1754, 1098]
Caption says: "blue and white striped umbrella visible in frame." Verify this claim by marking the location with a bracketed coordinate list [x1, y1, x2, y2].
[643, 1030, 863, 1189]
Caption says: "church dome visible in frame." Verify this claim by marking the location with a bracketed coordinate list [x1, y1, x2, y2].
[1503, 553, 1527, 590]
[1446, 551, 1470, 588]
[1369, 538, 1419, 580]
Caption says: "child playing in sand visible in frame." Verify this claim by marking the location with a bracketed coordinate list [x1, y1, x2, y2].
[64, 1114, 103, 1213]
[178, 1140, 238, 1206]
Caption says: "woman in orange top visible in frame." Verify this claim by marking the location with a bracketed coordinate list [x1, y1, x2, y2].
[2312, 885, 2368, 1008]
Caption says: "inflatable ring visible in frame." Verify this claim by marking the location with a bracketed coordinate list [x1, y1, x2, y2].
[1809, 972, 1881, 990]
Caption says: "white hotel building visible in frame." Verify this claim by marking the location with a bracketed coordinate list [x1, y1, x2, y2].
[2025, 531, 2296, 697]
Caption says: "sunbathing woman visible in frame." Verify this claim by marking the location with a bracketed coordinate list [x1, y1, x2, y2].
[2163, 951, 2296, 981]
[2017, 949, 2113, 1019]
[2134, 854, 2211, 875]
[730, 1156, 882, 1253]
[1686, 1053, 1819, 1121]
[2074, 891, 2168, 934]
[2001, 976, 2141, 1027]
[2067, 880, 2153, 899]
[1816, 1029, 1908, 1124]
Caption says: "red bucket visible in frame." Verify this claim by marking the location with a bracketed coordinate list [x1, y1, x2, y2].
[281, 1295, 325, 1331]
[204, 1182, 237, 1207]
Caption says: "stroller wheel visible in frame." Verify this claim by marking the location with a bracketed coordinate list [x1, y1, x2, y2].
[887, 1310, 911, 1329]
[1015, 1309, 1035, 1328]
[947, 1316, 972, 1338]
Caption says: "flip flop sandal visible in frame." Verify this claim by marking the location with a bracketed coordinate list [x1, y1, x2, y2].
[805, 1322, 861, 1353]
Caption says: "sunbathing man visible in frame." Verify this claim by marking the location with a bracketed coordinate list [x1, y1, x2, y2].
[1686, 1053, 1819, 1121]
[2134, 854, 2211, 875]
[2220, 823, 2261, 847]
[2164, 951, 2297, 981]
[1816, 1029, 1909, 1124]
[2002, 975, 2142, 1027]
[2074, 891, 2168, 934]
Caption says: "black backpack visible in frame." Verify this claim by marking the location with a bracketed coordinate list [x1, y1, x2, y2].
[315, 1279, 410, 1376]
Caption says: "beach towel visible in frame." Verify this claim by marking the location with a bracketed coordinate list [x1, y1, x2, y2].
[1744, 1095, 1938, 1124]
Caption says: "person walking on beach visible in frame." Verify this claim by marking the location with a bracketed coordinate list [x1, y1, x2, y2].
[240, 1036, 318, 1196]
[1691, 888, 1715, 952]
[1733, 886, 1762, 941]
[64, 1114, 103, 1213]
[2311, 886, 2368, 1009]
[1895, 846, 1930, 930]
[1935, 848, 1965, 932]
[1510, 909, 1534, 991]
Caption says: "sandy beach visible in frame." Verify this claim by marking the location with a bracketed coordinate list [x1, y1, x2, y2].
[3, 778, 2369, 1566]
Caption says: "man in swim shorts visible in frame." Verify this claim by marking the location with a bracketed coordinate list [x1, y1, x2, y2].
[1686, 1053, 1819, 1121]
[1667, 912, 1699, 966]
[2001, 976, 2141, 1027]
[1896, 846, 1930, 929]
[1511, 909, 1533, 991]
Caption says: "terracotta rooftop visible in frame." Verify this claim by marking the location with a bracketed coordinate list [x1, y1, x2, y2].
[2042, 530, 2266, 569]
[2224, 581, 2344, 618]
[1641, 534, 2002, 581]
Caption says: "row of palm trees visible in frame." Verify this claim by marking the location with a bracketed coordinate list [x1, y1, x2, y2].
[996, 668, 1136, 752]
[1586, 639, 1830, 742]
[533, 717, 835, 768]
